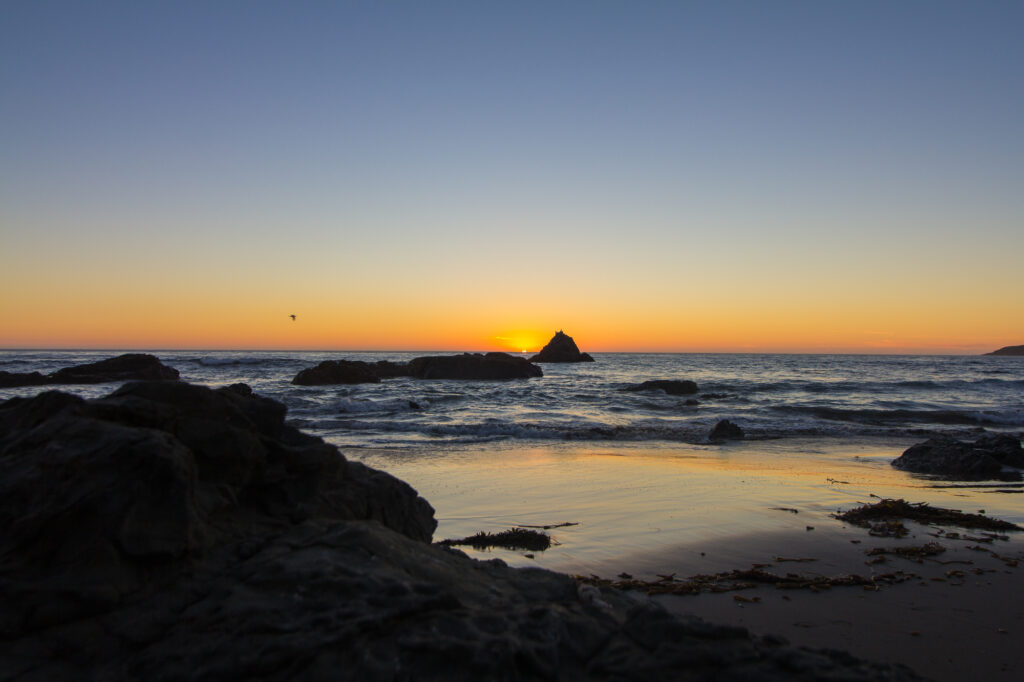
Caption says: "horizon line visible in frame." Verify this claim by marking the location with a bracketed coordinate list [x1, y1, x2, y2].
[0, 346, 1003, 357]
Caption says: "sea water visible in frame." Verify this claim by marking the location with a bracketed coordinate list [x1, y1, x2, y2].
[3, 350, 1022, 574]
[4, 351, 1020, 445]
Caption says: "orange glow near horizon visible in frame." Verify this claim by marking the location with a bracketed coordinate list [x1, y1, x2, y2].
[0, 247, 1020, 354]
[0, 295, 1017, 355]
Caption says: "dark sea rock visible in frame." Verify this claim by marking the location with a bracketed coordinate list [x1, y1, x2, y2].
[0, 371, 49, 388]
[892, 435, 1024, 478]
[625, 379, 699, 395]
[292, 360, 382, 385]
[986, 345, 1024, 356]
[709, 419, 744, 441]
[0, 353, 179, 388]
[0, 383, 924, 681]
[371, 359, 415, 378]
[291, 355, 540, 384]
[407, 352, 543, 380]
[529, 331, 595, 363]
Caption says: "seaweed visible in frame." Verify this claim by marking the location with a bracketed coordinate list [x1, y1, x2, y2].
[865, 542, 946, 562]
[516, 522, 578, 530]
[834, 498, 1021, 532]
[574, 567, 916, 596]
[438, 528, 552, 552]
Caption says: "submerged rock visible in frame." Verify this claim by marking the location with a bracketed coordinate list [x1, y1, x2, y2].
[625, 379, 699, 395]
[0, 382, 924, 681]
[709, 419, 744, 441]
[986, 345, 1024, 356]
[529, 331, 594, 363]
[291, 359, 382, 385]
[0, 353, 179, 388]
[892, 435, 1024, 478]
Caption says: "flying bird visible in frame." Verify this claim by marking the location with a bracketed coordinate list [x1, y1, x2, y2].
[289, 314, 296, 321]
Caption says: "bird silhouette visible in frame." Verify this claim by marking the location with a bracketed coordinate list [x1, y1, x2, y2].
[289, 314, 296, 321]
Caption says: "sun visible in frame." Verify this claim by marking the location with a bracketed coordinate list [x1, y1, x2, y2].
[494, 330, 548, 354]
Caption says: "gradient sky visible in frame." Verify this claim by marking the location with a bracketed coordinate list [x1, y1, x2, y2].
[2, 1, 1022, 353]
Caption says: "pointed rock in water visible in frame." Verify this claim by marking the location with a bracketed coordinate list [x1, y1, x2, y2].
[892, 435, 1023, 478]
[0, 353, 179, 388]
[986, 345, 1024, 356]
[625, 379, 699, 395]
[709, 419, 744, 442]
[529, 331, 595, 363]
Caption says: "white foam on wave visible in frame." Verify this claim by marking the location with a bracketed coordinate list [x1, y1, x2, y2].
[970, 408, 1024, 426]
[335, 397, 427, 414]
[322, 417, 715, 443]
[197, 357, 270, 366]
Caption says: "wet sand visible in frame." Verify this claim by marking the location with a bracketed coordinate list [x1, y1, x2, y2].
[631, 526, 1024, 682]
[348, 439, 1024, 680]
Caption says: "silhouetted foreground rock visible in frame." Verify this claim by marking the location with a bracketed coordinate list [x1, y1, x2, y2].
[0, 353, 179, 388]
[986, 344, 1024, 356]
[0, 383, 925, 681]
[625, 379, 699, 395]
[709, 419, 745, 441]
[892, 435, 1024, 478]
[293, 353, 541, 384]
[530, 331, 595, 362]
[0, 382, 436, 623]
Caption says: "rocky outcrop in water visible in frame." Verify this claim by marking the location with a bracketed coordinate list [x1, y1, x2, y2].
[986, 345, 1024, 356]
[0, 353, 179, 388]
[0, 370, 48, 388]
[709, 419, 745, 442]
[407, 352, 542, 380]
[529, 331, 594, 363]
[292, 353, 542, 384]
[892, 435, 1024, 478]
[0, 382, 924, 681]
[624, 379, 699, 395]
[292, 360, 382, 385]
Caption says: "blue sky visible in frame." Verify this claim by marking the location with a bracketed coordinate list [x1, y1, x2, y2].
[2, 1, 1022, 351]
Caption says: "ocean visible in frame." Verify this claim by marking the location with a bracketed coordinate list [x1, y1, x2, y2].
[4, 350, 1021, 446]
[3, 350, 1022, 575]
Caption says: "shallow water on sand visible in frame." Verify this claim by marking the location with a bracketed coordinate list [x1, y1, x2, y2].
[348, 438, 1024, 577]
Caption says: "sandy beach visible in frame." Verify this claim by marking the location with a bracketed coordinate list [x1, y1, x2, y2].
[352, 439, 1024, 680]
[644, 527, 1023, 682]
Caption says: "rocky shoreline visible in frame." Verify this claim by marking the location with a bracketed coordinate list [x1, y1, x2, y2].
[0, 381, 925, 681]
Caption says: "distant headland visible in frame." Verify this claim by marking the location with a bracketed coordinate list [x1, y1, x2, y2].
[986, 345, 1024, 356]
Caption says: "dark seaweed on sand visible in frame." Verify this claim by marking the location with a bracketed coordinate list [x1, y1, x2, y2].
[439, 528, 552, 552]
[835, 498, 1021, 532]
[576, 568, 916, 595]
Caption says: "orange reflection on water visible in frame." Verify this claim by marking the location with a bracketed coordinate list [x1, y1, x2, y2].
[354, 440, 1024, 578]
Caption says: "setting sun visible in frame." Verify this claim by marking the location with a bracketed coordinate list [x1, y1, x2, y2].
[493, 331, 550, 354]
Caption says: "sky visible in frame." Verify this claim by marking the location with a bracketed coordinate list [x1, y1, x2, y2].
[2, 1, 1022, 353]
